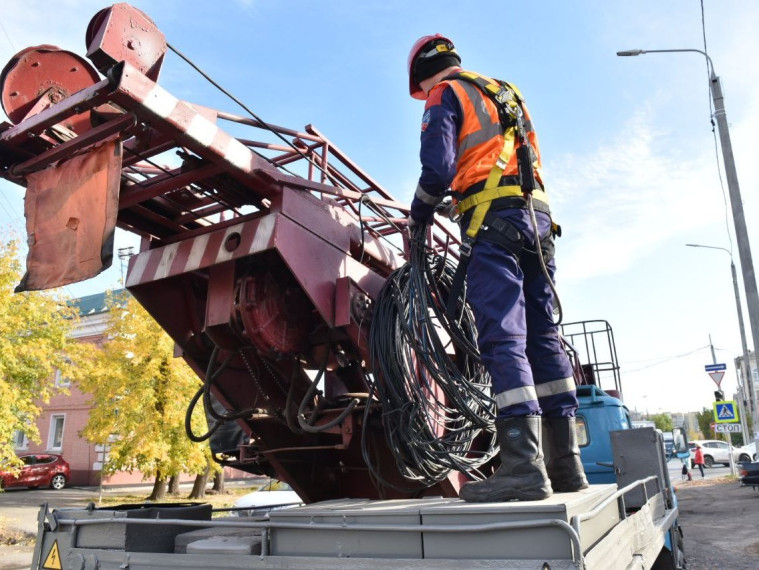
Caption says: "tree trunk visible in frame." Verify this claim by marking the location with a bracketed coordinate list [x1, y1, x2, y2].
[148, 472, 167, 501]
[212, 469, 225, 494]
[188, 464, 210, 499]
[168, 475, 180, 495]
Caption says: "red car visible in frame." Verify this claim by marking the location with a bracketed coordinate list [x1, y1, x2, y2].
[0, 453, 70, 490]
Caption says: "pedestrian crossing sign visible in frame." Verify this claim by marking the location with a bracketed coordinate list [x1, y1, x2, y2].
[713, 400, 739, 424]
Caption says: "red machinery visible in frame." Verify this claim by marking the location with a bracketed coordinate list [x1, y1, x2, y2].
[0, 4, 472, 502]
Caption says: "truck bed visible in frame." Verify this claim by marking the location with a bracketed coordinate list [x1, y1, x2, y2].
[33, 478, 674, 570]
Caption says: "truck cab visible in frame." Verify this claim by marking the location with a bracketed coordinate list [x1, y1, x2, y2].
[576, 385, 631, 484]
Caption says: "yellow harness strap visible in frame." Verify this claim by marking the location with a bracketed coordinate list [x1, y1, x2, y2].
[451, 72, 548, 239]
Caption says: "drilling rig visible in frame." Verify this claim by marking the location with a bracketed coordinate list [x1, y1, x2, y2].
[0, 5, 687, 568]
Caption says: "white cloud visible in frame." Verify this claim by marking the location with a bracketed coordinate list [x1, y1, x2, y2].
[547, 93, 757, 283]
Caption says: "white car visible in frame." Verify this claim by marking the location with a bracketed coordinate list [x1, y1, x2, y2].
[231, 484, 303, 517]
[740, 441, 757, 461]
[689, 439, 753, 468]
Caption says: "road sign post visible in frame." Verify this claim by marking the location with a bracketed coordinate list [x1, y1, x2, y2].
[705, 363, 727, 388]
[714, 423, 742, 433]
[713, 401, 739, 423]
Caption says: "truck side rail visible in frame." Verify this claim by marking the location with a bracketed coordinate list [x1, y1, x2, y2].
[52, 509, 583, 566]
[571, 475, 661, 535]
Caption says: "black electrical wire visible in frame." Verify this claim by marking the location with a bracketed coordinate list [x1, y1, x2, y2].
[367, 224, 497, 488]
[526, 194, 563, 325]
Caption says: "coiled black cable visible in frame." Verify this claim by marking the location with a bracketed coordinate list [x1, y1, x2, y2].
[367, 224, 497, 487]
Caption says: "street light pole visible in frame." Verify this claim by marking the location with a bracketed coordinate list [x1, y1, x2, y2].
[687, 244, 754, 444]
[619, 48, 759, 434]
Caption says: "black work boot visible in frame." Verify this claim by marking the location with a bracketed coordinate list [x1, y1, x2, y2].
[459, 415, 552, 502]
[544, 416, 589, 492]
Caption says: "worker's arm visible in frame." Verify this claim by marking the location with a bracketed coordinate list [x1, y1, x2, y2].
[410, 84, 461, 224]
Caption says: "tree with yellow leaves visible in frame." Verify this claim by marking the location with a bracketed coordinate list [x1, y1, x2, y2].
[76, 292, 211, 500]
[0, 239, 81, 471]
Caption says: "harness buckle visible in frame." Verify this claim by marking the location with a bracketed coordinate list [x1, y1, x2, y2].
[459, 237, 474, 258]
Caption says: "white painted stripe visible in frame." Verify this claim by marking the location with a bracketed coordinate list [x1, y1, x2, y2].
[144, 85, 178, 119]
[186, 114, 219, 147]
[153, 242, 180, 281]
[186, 234, 211, 272]
[251, 216, 275, 252]
[216, 224, 246, 263]
[535, 377, 576, 398]
[226, 137, 255, 172]
[125, 251, 151, 287]
[495, 385, 538, 409]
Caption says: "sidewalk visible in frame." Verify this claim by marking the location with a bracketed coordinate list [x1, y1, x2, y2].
[0, 479, 260, 569]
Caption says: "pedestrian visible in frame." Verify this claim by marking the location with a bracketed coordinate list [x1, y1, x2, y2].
[693, 444, 705, 478]
[681, 459, 692, 481]
[406, 35, 587, 502]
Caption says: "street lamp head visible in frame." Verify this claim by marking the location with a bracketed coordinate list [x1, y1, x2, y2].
[616, 49, 645, 57]
[685, 243, 732, 257]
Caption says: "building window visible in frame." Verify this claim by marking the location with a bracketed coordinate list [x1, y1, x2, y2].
[54, 368, 71, 388]
[48, 415, 65, 451]
[12, 429, 28, 450]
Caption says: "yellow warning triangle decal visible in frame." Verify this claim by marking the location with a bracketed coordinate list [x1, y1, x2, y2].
[42, 539, 62, 570]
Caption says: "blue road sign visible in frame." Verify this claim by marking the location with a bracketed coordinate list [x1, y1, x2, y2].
[705, 363, 727, 372]
[714, 401, 738, 423]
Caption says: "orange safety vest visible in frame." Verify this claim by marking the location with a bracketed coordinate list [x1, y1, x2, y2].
[430, 72, 550, 238]
[431, 75, 542, 194]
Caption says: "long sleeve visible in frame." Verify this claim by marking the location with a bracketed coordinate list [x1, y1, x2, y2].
[410, 84, 461, 223]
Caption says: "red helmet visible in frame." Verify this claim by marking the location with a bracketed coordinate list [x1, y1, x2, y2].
[407, 34, 458, 100]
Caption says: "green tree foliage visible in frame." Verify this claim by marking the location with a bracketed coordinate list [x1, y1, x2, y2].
[75, 292, 210, 490]
[0, 239, 80, 469]
[696, 407, 714, 439]
[649, 413, 674, 432]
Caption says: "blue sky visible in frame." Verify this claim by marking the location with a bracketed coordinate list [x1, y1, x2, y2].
[1, 1, 758, 416]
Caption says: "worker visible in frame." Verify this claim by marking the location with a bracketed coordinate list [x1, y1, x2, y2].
[406, 35, 588, 502]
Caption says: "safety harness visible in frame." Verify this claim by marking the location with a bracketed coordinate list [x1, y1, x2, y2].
[445, 72, 555, 317]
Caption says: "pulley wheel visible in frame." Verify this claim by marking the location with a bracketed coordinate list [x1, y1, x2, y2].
[85, 3, 167, 81]
[235, 270, 315, 356]
[0, 45, 101, 133]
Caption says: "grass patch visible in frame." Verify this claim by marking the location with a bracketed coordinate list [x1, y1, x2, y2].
[0, 522, 35, 547]
[95, 484, 259, 509]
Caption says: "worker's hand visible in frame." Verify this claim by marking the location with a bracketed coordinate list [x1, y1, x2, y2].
[406, 215, 426, 240]
[435, 198, 461, 222]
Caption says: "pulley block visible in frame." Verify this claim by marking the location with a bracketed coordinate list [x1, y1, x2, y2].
[234, 270, 315, 356]
[0, 45, 101, 134]
[86, 3, 167, 81]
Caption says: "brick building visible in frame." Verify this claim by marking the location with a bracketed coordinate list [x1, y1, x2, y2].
[12, 290, 250, 486]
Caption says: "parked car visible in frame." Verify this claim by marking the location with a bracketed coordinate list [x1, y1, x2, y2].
[740, 441, 757, 461]
[230, 483, 303, 517]
[738, 460, 759, 488]
[0, 453, 70, 490]
[689, 440, 753, 468]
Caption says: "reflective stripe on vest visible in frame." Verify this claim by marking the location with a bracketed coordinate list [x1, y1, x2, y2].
[441, 72, 549, 238]
[440, 75, 542, 195]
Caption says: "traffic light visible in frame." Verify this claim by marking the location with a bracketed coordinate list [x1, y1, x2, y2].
[714, 390, 725, 401]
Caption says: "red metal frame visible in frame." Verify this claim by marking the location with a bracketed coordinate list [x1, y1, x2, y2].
[0, 4, 466, 502]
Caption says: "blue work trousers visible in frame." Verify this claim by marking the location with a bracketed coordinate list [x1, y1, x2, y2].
[465, 208, 577, 419]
